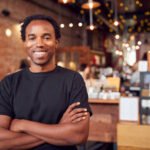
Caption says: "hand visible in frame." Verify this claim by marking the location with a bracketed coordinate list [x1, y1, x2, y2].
[59, 102, 88, 124]
[10, 119, 24, 132]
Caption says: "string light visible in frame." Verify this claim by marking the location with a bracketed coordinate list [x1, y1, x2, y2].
[69, 23, 73, 28]
[5, 28, 12, 37]
[78, 22, 83, 27]
[60, 23, 65, 28]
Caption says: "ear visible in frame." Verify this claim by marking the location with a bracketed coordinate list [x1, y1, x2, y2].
[55, 39, 59, 49]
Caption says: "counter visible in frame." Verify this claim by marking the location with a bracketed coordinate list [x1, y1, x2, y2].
[88, 98, 119, 142]
[117, 123, 150, 150]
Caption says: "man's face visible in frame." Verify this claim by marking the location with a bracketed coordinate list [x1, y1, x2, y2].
[24, 20, 58, 67]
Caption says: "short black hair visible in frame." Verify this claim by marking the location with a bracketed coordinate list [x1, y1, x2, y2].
[20, 14, 61, 41]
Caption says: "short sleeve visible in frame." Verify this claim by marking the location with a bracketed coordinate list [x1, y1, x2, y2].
[0, 76, 14, 117]
[69, 72, 92, 116]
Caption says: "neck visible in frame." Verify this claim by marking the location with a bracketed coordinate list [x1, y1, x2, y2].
[29, 57, 56, 73]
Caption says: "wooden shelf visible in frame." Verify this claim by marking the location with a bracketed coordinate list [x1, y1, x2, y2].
[89, 98, 119, 104]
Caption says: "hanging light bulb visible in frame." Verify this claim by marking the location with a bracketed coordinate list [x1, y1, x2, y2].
[87, 24, 96, 30]
[114, 20, 119, 26]
[86, 5, 96, 30]
[58, 0, 75, 4]
[82, 0, 100, 9]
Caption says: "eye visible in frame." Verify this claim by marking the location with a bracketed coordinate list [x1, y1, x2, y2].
[44, 35, 51, 40]
[28, 36, 35, 41]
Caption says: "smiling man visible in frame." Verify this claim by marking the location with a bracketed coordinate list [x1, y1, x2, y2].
[0, 15, 92, 150]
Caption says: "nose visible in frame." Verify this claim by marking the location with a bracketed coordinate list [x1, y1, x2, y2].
[36, 38, 44, 47]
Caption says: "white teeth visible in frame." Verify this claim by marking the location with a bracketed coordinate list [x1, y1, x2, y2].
[34, 51, 47, 57]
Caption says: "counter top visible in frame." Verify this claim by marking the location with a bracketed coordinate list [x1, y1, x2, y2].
[89, 98, 119, 104]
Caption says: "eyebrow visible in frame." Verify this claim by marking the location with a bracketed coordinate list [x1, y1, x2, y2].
[42, 33, 52, 37]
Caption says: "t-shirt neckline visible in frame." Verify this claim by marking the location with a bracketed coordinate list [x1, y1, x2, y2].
[25, 65, 59, 77]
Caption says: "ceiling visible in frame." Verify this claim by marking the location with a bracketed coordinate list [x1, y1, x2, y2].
[52, 0, 150, 34]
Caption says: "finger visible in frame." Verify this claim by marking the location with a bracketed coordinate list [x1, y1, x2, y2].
[70, 108, 87, 116]
[71, 112, 88, 121]
[72, 117, 86, 123]
[66, 102, 80, 113]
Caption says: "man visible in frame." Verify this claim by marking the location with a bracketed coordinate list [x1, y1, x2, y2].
[0, 14, 92, 149]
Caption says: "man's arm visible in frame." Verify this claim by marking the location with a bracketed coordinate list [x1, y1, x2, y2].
[11, 113, 90, 146]
[0, 115, 44, 149]
[0, 102, 88, 149]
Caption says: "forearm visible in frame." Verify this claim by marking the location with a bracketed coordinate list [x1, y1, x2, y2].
[0, 127, 44, 149]
[0, 127, 21, 140]
[0, 136, 43, 150]
[21, 119, 89, 146]
[13, 140, 43, 150]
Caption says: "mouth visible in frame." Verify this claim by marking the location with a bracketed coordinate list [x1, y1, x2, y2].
[33, 50, 48, 57]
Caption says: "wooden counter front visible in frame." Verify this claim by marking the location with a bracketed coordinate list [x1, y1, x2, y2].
[117, 123, 150, 150]
[88, 99, 119, 143]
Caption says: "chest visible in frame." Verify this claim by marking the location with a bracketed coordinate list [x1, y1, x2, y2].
[12, 77, 71, 123]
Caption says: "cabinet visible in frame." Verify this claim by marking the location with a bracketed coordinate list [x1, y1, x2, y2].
[88, 99, 119, 142]
[117, 123, 150, 150]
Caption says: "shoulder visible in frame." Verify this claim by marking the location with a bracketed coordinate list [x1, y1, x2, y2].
[1, 69, 25, 85]
[57, 66, 83, 80]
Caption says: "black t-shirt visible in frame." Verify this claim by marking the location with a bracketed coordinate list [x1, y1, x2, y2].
[0, 66, 92, 150]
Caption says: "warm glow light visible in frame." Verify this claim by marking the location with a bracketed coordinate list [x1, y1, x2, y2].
[125, 6, 129, 11]
[136, 45, 140, 50]
[81, 1, 100, 9]
[130, 35, 135, 40]
[86, 24, 96, 30]
[60, 23, 65, 28]
[137, 41, 142, 45]
[127, 47, 131, 51]
[5, 28, 12, 37]
[136, 0, 140, 5]
[125, 43, 129, 48]
[58, 0, 75, 4]
[89, 2, 93, 9]
[115, 34, 120, 39]
[69, 23, 73, 28]
[89, 24, 95, 30]
[114, 20, 119, 26]
[120, 2, 124, 7]
[63, 0, 68, 3]
[78, 22, 83, 27]
[115, 50, 123, 56]
[139, 3, 143, 7]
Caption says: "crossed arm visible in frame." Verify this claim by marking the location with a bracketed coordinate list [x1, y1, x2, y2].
[0, 102, 90, 149]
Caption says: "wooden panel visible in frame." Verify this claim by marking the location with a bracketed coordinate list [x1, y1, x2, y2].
[118, 146, 150, 150]
[88, 102, 119, 142]
[117, 123, 150, 149]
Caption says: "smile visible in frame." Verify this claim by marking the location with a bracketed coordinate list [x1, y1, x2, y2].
[33, 51, 47, 57]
